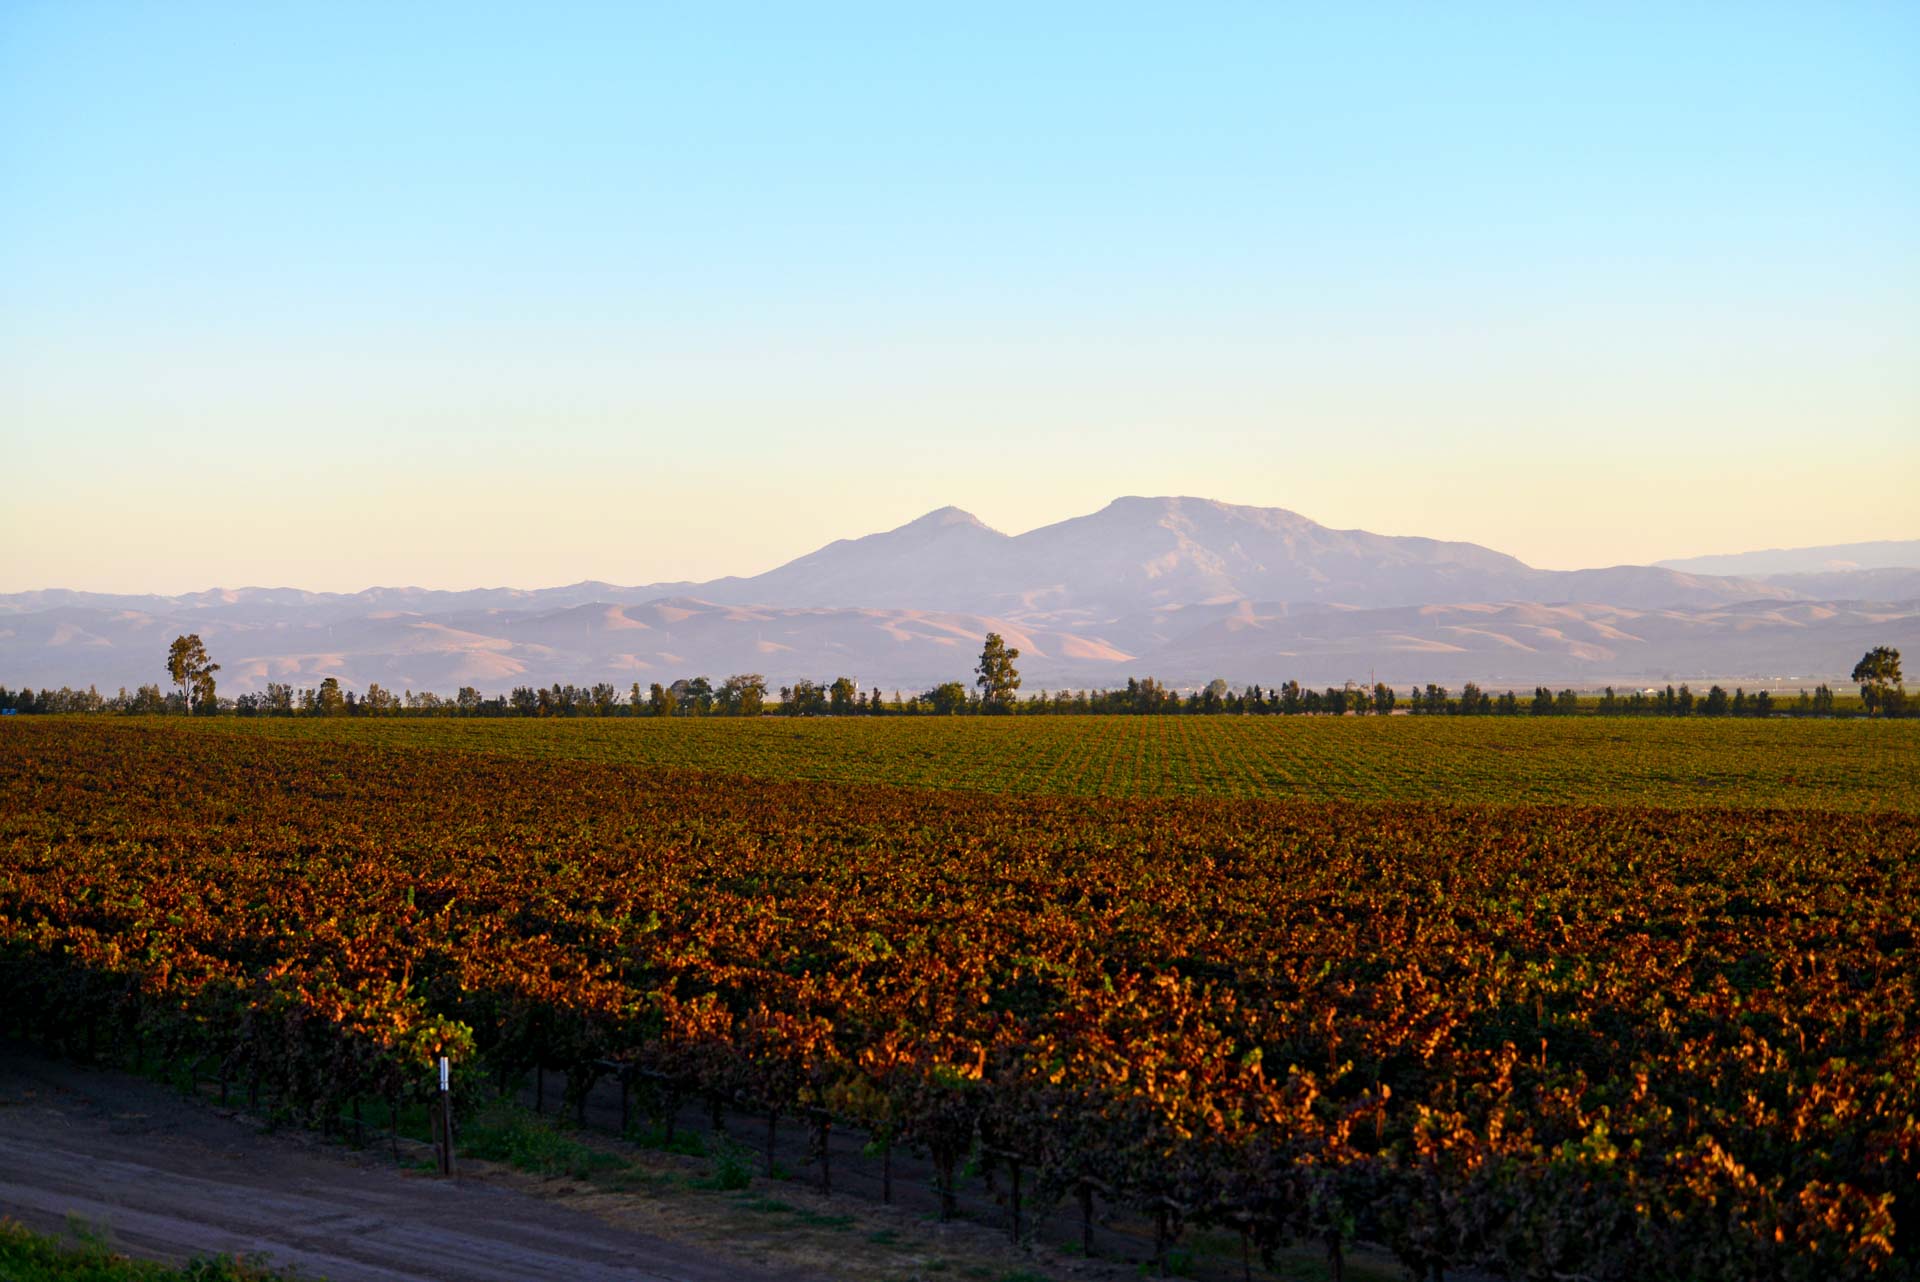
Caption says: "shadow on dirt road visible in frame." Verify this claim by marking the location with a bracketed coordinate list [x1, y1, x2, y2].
[0, 1043, 817, 1282]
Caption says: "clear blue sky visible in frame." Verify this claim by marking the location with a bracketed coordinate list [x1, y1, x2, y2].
[3, 2, 1915, 592]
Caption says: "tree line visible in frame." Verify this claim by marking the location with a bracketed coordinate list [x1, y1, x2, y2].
[0, 634, 1908, 718]
[3, 675, 1900, 718]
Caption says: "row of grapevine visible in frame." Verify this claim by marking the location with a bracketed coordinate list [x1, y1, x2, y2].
[152, 712, 1920, 810]
[2, 719, 1915, 1278]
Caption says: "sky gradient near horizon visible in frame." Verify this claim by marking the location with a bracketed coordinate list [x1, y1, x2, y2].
[3, 3, 1916, 594]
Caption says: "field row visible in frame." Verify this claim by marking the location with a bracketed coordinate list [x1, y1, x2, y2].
[3, 720, 1916, 1279]
[156, 712, 1920, 810]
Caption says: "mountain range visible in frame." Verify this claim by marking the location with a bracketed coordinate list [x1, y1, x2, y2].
[1656, 540, 1920, 577]
[4, 497, 1916, 694]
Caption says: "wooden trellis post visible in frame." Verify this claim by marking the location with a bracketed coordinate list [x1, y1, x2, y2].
[1229, 1210, 1256, 1282]
[807, 1108, 832, 1196]
[1076, 1177, 1112, 1258]
[983, 1147, 1028, 1242]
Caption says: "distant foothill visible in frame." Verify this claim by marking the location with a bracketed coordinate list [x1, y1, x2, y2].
[1, 498, 1915, 696]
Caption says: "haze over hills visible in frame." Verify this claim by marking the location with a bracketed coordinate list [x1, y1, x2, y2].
[3, 498, 1915, 695]
[1657, 539, 1920, 577]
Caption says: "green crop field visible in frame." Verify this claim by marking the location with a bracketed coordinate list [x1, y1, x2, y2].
[148, 712, 1920, 810]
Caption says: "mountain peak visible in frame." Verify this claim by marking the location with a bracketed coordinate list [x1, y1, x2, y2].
[1094, 495, 1320, 529]
[899, 505, 996, 533]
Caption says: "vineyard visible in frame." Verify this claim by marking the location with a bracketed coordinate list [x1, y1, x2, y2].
[2, 718, 1917, 1279]
[156, 713, 1920, 810]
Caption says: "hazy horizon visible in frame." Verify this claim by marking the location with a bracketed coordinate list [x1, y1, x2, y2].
[4, 495, 1918, 600]
[4, 5, 1916, 595]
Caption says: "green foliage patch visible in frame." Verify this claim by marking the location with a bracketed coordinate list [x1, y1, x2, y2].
[457, 1104, 625, 1179]
[0, 1219, 303, 1282]
[170, 713, 1920, 810]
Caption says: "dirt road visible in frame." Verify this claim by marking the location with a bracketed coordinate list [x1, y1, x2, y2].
[0, 1046, 815, 1282]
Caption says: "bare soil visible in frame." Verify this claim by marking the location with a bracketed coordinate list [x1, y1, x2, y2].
[0, 1044, 810, 1282]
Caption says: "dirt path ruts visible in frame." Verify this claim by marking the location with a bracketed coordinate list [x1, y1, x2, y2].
[0, 1047, 816, 1282]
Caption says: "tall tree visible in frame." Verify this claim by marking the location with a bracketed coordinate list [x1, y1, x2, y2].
[975, 632, 1021, 711]
[316, 676, 345, 716]
[718, 673, 767, 717]
[1851, 646, 1904, 716]
[926, 681, 969, 715]
[829, 676, 859, 716]
[782, 679, 828, 716]
[673, 676, 714, 715]
[648, 682, 676, 717]
[165, 634, 220, 715]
